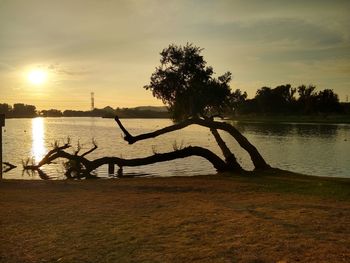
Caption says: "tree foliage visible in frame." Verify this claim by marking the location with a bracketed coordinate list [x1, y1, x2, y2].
[255, 84, 296, 114]
[144, 43, 233, 120]
[0, 103, 37, 118]
[236, 84, 343, 115]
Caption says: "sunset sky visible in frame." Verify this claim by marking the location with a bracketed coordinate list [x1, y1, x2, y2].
[0, 0, 349, 110]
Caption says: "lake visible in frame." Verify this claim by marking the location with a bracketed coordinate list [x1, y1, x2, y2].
[2, 117, 350, 179]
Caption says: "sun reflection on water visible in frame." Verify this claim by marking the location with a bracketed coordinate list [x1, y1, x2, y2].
[32, 117, 46, 163]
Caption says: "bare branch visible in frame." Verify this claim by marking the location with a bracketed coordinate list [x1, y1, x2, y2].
[88, 146, 228, 172]
[74, 140, 81, 155]
[2, 162, 17, 173]
[81, 139, 98, 157]
[38, 143, 71, 167]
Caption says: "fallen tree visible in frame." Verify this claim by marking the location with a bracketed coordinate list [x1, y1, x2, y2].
[23, 114, 269, 179]
[23, 139, 230, 179]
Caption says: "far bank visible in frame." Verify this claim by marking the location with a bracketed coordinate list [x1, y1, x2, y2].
[230, 114, 350, 124]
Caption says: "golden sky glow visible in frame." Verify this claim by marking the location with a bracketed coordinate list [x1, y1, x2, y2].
[0, 0, 349, 110]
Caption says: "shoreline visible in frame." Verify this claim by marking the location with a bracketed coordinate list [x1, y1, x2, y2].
[2, 167, 350, 181]
[230, 114, 350, 124]
[3, 167, 350, 182]
[4, 115, 350, 124]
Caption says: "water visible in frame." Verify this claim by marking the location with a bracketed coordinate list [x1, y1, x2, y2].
[2, 117, 350, 179]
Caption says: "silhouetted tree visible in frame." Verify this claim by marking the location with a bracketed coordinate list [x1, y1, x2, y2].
[41, 109, 63, 117]
[255, 87, 274, 114]
[237, 98, 259, 115]
[144, 43, 233, 121]
[12, 103, 36, 117]
[229, 89, 247, 115]
[136, 43, 269, 170]
[315, 89, 342, 113]
[0, 103, 12, 117]
[273, 84, 297, 113]
[255, 84, 296, 114]
[297, 85, 317, 114]
[234, 84, 343, 116]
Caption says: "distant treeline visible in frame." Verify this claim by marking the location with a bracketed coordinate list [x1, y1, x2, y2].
[0, 103, 169, 118]
[63, 106, 170, 118]
[1, 85, 349, 119]
[230, 85, 350, 116]
[0, 103, 37, 118]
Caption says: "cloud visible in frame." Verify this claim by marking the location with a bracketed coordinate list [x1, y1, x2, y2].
[47, 64, 91, 76]
[193, 17, 345, 50]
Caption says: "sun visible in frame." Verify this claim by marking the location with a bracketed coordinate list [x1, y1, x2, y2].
[28, 69, 47, 85]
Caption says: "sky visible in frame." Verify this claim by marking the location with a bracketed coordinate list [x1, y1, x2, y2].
[0, 0, 349, 110]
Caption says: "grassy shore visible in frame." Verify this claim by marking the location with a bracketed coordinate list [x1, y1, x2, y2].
[231, 114, 350, 124]
[1, 169, 349, 262]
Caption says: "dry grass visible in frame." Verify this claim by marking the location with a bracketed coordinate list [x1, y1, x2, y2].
[0, 170, 349, 262]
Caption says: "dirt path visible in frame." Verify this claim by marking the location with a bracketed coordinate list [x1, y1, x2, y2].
[1, 171, 349, 262]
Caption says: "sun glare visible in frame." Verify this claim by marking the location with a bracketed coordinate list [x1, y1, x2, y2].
[28, 69, 47, 85]
[32, 117, 46, 163]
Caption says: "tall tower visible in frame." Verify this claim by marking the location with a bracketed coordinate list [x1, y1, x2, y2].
[91, 92, 95, 111]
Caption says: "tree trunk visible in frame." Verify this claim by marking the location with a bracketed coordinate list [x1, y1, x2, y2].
[210, 128, 242, 171]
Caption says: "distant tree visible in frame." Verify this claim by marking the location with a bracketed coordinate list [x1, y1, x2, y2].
[297, 85, 317, 114]
[273, 84, 297, 113]
[274, 84, 296, 104]
[0, 103, 12, 117]
[315, 89, 342, 113]
[63, 110, 91, 117]
[237, 98, 259, 115]
[12, 103, 36, 117]
[297, 85, 316, 99]
[255, 84, 296, 114]
[255, 87, 273, 114]
[114, 107, 170, 118]
[296, 86, 342, 114]
[41, 109, 63, 117]
[229, 89, 247, 115]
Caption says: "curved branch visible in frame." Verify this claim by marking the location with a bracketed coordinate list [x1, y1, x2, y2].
[24, 151, 91, 171]
[81, 139, 98, 157]
[89, 146, 228, 172]
[114, 116, 270, 170]
[38, 143, 70, 166]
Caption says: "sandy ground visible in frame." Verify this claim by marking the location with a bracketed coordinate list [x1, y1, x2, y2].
[0, 171, 349, 263]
